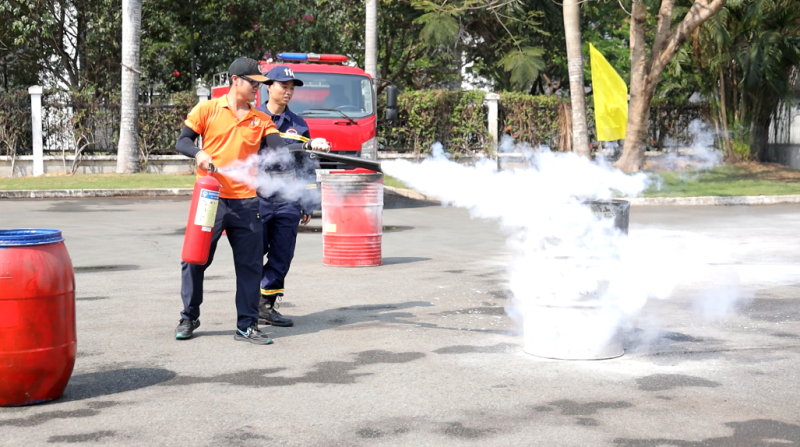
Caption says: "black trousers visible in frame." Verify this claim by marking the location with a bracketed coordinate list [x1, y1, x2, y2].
[181, 197, 262, 332]
[259, 200, 301, 296]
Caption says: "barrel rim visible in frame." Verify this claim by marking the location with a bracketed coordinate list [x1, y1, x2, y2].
[320, 173, 384, 183]
[582, 199, 630, 206]
[0, 229, 64, 247]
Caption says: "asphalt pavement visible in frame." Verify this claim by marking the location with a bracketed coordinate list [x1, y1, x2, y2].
[1, 197, 799, 446]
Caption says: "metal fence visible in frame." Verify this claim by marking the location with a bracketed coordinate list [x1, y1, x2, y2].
[32, 103, 190, 157]
[0, 93, 32, 158]
[138, 105, 193, 158]
[41, 103, 120, 156]
[648, 104, 708, 150]
[4, 91, 709, 159]
[378, 92, 709, 154]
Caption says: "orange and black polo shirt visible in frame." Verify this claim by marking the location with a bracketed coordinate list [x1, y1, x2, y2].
[184, 95, 279, 199]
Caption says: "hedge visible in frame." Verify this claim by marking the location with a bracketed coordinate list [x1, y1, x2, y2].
[380, 90, 571, 154]
[379, 90, 708, 154]
[380, 90, 489, 155]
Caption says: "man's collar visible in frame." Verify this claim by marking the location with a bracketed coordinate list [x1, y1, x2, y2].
[264, 103, 291, 118]
[219, 95, 231, 109]
[220, 94, 254, 112]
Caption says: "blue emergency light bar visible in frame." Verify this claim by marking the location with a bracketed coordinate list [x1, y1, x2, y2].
[277, 53, 348, 63]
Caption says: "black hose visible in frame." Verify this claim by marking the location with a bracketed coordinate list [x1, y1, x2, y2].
[306, 150, 383, 173]
[208, 151, 382, 174]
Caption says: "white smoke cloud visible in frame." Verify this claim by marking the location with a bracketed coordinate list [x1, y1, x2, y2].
[690, 271, 754, 322]
[381, 139, 749, 358]
[648, 119, 723, 172]
[214, 149, 319, 204]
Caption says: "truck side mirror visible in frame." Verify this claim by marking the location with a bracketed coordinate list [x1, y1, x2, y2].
[385, 85, 398, 121]
[386, 85, 398, 108]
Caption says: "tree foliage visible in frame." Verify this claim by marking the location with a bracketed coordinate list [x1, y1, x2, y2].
[692, 0, 800, 160]
[372, 0, 462, 92]
[615, 0, 727, 173]
[4, 0, 797, 167]
[409, 0, 554, 91]
[1, 0, 121, 96]
[0, 0, 564, 96]
[139, 0, 365, 93]
[382, 89, 488, 153]
[575, 0, 800, 164]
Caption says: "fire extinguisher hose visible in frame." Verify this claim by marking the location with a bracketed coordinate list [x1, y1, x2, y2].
[206, 149, 383, 174]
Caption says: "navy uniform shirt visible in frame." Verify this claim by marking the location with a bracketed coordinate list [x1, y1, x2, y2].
[256, 103, 320, 213]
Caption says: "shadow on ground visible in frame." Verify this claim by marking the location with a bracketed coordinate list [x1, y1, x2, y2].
[164, 350, 425, 388]
[382, 257, 431, 265]
[0, 368, 175, 428]
[384, 195, 439, 209]
[614, 419, 800, 446]
[194, 301, 433, 340]
[61, 368, 176, 402]
[193, 300, 514, 342]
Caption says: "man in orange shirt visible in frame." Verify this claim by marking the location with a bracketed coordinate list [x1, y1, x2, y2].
[174, 57, 290, 345]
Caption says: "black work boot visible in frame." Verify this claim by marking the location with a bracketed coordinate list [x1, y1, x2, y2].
[258, 294, 294, 327]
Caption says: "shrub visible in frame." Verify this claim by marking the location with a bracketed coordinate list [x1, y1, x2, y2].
[499, 93, 564, 149]
[381, 90, 488, 154]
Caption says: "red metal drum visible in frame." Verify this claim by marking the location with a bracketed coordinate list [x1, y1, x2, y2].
[321, 173, 384, 266]
[0, 229, 76, 406]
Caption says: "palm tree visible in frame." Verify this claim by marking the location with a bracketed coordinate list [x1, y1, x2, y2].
[562, 0, 590, 157]
[117, 0, 142, 173]
[695, 0, 800, 161]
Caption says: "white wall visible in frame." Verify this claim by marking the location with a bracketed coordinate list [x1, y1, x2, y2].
[0, 155, 194, 178]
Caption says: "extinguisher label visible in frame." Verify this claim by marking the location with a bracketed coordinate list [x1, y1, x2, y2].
[325, 223, 337, 233]
[195, 189, 220, 230]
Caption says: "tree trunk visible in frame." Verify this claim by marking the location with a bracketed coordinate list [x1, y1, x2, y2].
[718, 60, 731, 155]
[563, 0, 590, 157]
[117, 0, 142, 173]
[730, 60, 739, 123]
[190, 7, 196, 87]
[616, 1, 649, 172]
[365, 0, 378, 89]
[616, 0, 727, 173]
[618, 92, 653, 171]
[77, 7, 87, 90]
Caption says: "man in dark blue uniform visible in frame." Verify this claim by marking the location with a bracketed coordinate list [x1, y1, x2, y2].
[255, 65, 329, 327]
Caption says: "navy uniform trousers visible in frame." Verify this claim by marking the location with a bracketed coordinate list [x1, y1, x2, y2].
[181, 197, 263, 332]
[259, 200, 302, 297]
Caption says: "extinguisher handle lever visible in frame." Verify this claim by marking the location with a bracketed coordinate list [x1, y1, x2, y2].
[207, 163, 217, 173]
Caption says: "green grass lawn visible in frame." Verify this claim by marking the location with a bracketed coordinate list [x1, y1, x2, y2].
[2, 164, 798, 197]
[383, 175, 408, 189]
[0, 173, 197, 190]
[0, 172, 409, 191]
[645, 164, 800, 197]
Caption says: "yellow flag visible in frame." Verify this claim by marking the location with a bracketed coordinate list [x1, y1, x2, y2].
[589, 43, 628, 141]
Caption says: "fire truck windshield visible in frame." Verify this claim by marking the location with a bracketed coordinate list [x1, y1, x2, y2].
[287, 73, 374, 119]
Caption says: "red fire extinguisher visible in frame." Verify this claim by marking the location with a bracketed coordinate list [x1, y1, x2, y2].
[182, 164, 221, 265]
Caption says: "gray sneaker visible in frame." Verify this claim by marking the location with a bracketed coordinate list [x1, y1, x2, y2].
[234, 324, 274, 345]
[175, 319, 200, 340]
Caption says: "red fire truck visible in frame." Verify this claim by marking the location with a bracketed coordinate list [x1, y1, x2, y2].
[211, 53, 396, 172]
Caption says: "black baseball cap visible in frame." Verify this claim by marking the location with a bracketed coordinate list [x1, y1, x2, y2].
[264, 65, 304, 86]
[228, 58, 268, 82]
